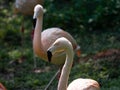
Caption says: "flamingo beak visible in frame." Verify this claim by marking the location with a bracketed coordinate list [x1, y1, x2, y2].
[33, 18, 36, 28]
[47, 45, 56, 62]
[47, 50, 52, 62]
[33, 11, 37, 28]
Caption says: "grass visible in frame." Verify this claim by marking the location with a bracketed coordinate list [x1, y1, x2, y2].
[0, 1, 120, 90]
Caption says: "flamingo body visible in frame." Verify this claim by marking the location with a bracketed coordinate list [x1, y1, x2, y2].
[40, 28, 78, 65]
[67, 78, 100, 90]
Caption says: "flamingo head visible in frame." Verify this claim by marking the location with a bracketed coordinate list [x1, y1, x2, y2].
[47, 37, 73, 62]
[33, 4, 43, 19]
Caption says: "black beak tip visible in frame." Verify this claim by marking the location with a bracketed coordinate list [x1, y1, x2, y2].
[47, 50, 52, 62]
[33, 18, 36, 28]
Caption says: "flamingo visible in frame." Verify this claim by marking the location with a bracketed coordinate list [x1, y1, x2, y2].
[47, 37, 100, 90]
[33, 4, 80, 65]
[0, 83, 6, 90]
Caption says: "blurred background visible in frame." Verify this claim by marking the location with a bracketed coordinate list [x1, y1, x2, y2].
[0, 0, 120, 90]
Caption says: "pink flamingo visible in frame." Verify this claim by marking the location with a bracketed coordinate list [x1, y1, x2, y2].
[33, 4, 80, 65]
[47, 37, 100, 90]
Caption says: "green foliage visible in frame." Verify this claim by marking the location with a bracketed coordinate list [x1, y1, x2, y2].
[44, 0, 120, 34]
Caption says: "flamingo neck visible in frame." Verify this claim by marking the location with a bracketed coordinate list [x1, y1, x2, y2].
[33, 16, 45, 56]
[58, 47, 74, 90]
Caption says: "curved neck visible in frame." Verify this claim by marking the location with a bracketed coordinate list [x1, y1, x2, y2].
[33, 16, 45, 55]
[58, 46, 74, 90]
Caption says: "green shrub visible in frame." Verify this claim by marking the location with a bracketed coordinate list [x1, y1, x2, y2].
[44, 0, 120, 34]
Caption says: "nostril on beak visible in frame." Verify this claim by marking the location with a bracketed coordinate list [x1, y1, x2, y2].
[47, 50, 52, 62]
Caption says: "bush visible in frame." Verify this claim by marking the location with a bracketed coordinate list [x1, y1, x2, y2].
[44, 0, 120, 34]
